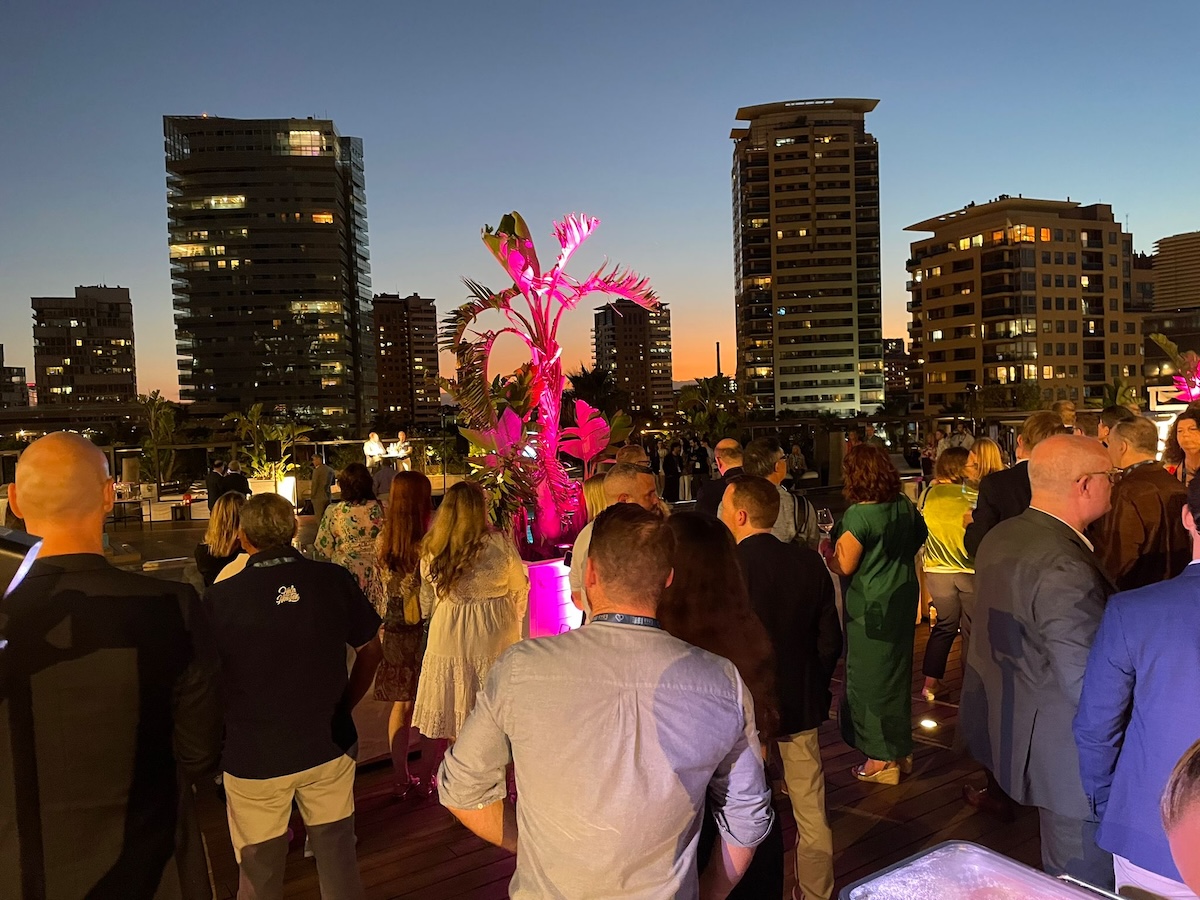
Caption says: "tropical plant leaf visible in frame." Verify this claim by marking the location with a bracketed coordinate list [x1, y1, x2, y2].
[571, 262, 658, 310]
[552, 214, 599, 273]
[560, 400, 611, 464]
[606, 410, 634, 447]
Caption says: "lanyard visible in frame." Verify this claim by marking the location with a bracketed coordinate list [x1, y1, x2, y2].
[589, 613, 663, 630]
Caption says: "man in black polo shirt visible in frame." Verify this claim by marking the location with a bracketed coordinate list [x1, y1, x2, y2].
[0, 431, 222, 899]
[206, 493, 382, 897]
[721, 475, 842, 900]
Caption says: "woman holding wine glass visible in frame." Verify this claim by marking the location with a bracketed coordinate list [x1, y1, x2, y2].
[820, 444, 927, 784]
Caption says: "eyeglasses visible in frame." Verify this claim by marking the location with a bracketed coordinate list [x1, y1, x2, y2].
[1078, 468, 1123, 486]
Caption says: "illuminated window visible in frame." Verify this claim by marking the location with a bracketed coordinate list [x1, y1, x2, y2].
[775, 137, 795, 147]
[319, 332, 340, 342]
[290, 300, 340, 314]
[312, 213, 334, 224]
[285, 130, 325, 156]
[170, 243, 207, 258]
[957, 237, 970, 250]
[321, 377, 343, 388]
[204, 195, 245, 210]
[75, 339, 83, 347]
[1040, 228, 1052, 242]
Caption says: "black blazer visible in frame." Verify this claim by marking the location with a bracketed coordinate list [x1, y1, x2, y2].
[736, 533, 842, 735]
[963, 461, 1031, 557]
[695, 466, 744, 518]
[959, 509, 1113, 819]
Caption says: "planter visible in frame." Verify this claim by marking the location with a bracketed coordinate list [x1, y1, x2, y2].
[526, 558, 583, 638]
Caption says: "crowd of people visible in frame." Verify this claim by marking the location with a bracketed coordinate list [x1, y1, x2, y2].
[3, 402, 1200, 898]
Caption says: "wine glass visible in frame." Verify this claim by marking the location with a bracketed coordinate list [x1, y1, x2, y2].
[817, 508, 835, 535]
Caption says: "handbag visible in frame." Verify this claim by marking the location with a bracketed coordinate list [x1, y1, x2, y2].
[377, 567, 422, 627]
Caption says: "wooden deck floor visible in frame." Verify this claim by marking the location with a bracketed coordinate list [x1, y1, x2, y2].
[199, 626, 1041, 898]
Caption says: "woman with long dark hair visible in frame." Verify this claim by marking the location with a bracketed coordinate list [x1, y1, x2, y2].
[822, 444, 927, 784]
[371, 471, 434, 798]
[1165, 409, 1200, 485]
[658, 511, 784, 898]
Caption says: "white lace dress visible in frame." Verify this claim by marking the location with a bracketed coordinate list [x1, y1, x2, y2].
[411, 532, 529, 740]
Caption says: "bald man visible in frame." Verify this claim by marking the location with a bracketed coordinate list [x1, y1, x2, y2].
[960, 435, 1118, 890]
[695, 438, 744, 518]
[0, 432, 221, 899]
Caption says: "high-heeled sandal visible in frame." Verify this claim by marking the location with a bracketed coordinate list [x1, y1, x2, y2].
[392, 775, 421, 801]
[852, 762, 900, 785]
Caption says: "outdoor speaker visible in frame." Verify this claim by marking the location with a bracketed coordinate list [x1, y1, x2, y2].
[264, 440, 283, 462]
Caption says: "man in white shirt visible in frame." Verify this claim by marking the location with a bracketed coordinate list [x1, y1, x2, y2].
[362, 432, 385, 468]
[569, 462, 659, 615]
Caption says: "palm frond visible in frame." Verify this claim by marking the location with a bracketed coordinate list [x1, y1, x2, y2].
[571, 262, 659, 310]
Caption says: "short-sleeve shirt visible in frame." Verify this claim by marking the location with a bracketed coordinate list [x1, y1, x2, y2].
[205, 547, 381, 779]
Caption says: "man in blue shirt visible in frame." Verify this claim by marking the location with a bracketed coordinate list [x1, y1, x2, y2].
[1075, 475, 1200, 898]
[439, 503, 774, 899]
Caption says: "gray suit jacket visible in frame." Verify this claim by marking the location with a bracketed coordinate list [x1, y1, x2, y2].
[959, 508, 1113, 819]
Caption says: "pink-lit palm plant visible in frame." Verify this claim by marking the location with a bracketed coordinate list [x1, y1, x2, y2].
[442, 212, 658, 544]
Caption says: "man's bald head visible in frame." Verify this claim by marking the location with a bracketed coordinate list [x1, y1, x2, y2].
[14, 432, 112, 522]
[1028, 434, 1114, 529]
[1028, 434, 1110, 492]
[714, 439, 743, 473]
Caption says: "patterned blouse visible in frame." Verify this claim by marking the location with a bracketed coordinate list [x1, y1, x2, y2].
[314, 500, 384, 595]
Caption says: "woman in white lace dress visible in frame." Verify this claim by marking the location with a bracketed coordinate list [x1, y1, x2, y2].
[411, 481, 528, 747]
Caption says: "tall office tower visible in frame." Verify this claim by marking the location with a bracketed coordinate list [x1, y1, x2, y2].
[374, 292, 440, 428]
[165, 116, 375, 430]
[593, 299, 674, 419]
[882, 338, 910, 396]
[906, 197, 1143, 411]
[31, 286, 136, 405]
[0, 346, 28, 408]
[731, 98, 882, 416]
[1142, 232, 1200, 390]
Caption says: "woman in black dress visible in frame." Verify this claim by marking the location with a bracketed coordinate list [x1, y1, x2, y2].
[194, 490, 246, 585]
[658, 511, 785, 898]
[662, 442, 683, 503]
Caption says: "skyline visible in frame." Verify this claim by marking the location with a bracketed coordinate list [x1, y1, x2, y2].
[3, 1, 1199, 402]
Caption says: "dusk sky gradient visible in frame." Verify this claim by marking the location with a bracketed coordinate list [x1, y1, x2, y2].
[2, 0, 1198, 400]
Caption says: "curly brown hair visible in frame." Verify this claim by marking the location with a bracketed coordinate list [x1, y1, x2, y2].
[337, 462, 377, 504]
[1163, 408, 1200, 466]
[658, 511, 780, 743]
[842, 443, 901, 504]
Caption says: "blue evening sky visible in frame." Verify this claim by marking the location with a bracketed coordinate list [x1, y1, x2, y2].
[1, 0, 1197, 398]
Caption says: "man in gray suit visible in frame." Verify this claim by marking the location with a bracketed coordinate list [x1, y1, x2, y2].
[960, 434, 1117, 890]
[310, 452, 334, 523]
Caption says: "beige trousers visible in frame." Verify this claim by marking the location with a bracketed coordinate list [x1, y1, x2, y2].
[223, 754, 356, 861]
[778, 728, 835, 900]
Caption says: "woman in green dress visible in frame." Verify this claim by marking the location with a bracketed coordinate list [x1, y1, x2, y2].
[821, 444, 927, 784]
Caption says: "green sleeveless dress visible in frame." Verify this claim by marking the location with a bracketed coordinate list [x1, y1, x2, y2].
[836, 497, 928, 760]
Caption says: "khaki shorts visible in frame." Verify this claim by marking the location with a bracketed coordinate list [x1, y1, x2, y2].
[223, 754, 356, 862]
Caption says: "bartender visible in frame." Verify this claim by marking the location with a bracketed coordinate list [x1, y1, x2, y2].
[388, 430, 412, 471]
[362, 432, 386, 469]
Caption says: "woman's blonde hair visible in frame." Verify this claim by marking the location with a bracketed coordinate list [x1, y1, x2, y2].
[204, 491, 246, 557]
[968, 437, 1005, 480]
[583, 473, 609, 521]
[421, 480, 489, 593]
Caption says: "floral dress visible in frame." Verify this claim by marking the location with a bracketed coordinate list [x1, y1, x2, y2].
[314, 500, 384, 595]
[411, 532, 529, 740]
[370, 533, 425, 703]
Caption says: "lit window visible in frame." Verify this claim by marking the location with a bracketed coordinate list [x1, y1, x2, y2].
[170, 243, 207, 258]
[774, 137, 795, 147]
[958, 237, 970, 250]
[290, 300, 340, 314]
[931, 330, 943, 340]
[312, 213, 334, 224]
[75, 340, 82, 347]
[286, 130, 325, 156]
[205, 195, 245, 210]
[1040, 228, 1052, 242]
[319, 332, 340, 342]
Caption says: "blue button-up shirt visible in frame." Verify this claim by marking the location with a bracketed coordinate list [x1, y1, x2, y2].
[439, 620, 774, 899]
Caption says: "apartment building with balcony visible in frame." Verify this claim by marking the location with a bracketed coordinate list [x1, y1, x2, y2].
[165, 115, 375, 430]
[0, 345, 28, 408]
[32, 286, 136, 405]
[906, 197, 1143, 412]
[593, 299, 673, 419]
[1141, 231, 1200, 389]
[731, 98, 883, 416]
[374, 292, 440, 428]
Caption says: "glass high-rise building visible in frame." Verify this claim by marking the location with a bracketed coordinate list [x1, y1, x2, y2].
[731, 99, 883, 416]
[164, 116, 375, 430]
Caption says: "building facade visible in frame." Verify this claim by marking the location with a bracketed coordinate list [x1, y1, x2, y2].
[0, 346, 28, 408]
[593, 299, 673, 420]
[906, 198, 1143, 411]
[164, 115, 375, 430]
[31, 286, 136, 405]
[374, 292, 440, 428]
[731, 98, 883, 416]
[1143, 232, 1200, 388]
[882, 338, 912, 406]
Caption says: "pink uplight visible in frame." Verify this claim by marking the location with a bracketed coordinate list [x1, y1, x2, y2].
[527, 559, 583, 638]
